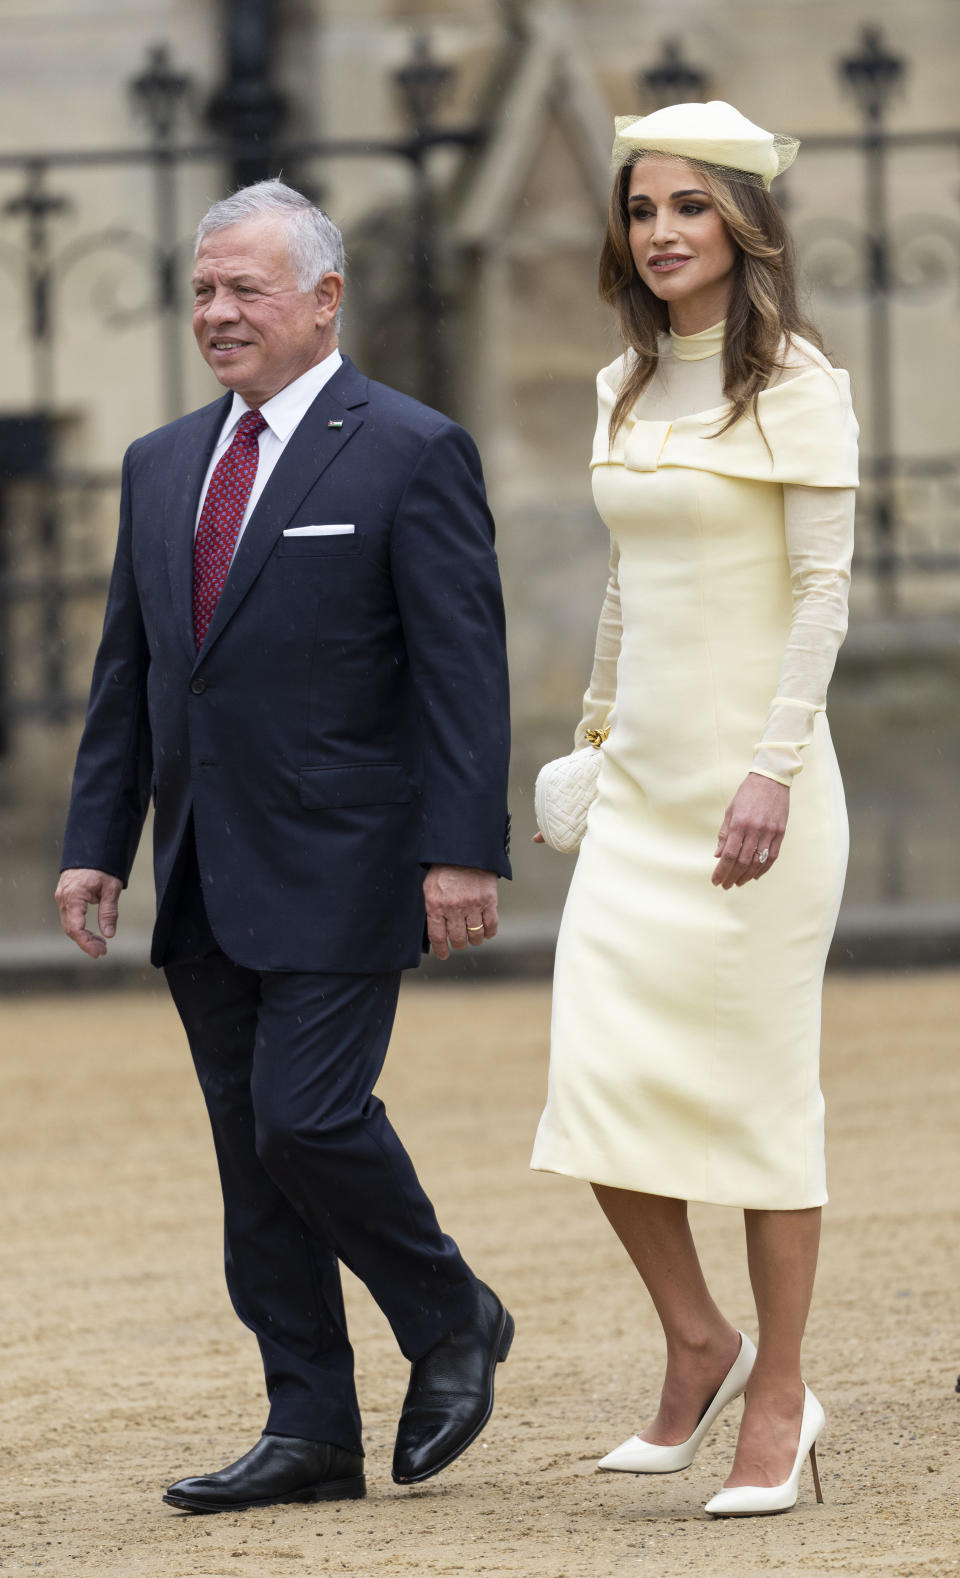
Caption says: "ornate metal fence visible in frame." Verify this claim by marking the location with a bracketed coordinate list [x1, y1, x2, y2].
[0, 26, 958, 751]
[640, 27, 960, 620]
[790, 29, 960, 617]
[0, 37, 478, 747]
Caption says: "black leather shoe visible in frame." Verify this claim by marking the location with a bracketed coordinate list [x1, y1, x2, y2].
[392, 1282, 514, 1484]
[163, 1434, 365, 1513]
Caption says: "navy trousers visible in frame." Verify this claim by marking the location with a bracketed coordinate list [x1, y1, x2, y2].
[162, 840, 478, 1454]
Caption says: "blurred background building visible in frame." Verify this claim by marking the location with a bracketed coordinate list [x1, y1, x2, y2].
[1, 0, 958, 975]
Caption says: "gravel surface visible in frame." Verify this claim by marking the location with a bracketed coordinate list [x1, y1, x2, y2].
[0, 973, 957, 1578]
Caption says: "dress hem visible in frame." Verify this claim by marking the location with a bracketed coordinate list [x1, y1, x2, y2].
[529, 1158, 828, 1213]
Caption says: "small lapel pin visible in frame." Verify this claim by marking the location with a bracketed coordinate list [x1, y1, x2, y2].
[327, 419, 343, 429]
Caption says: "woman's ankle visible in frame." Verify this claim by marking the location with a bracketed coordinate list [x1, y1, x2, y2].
[742, 1369, 804, 1415]
[664, 1320, 740, 1368]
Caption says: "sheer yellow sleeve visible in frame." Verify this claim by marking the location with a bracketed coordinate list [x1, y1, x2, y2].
[751, 485, 854, 785]
[573, 541, 621, 750]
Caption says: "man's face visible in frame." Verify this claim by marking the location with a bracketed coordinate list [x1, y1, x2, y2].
[192, 214, 342, 407]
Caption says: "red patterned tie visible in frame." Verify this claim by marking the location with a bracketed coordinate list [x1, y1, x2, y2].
[192, 408, 268, 649]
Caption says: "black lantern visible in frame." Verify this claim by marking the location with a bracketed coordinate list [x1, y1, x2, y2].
[639, 39, 707, 112]
[394, 35, 456, 135]
[130, 44, 193, 143]
[839, 26, 906, 125]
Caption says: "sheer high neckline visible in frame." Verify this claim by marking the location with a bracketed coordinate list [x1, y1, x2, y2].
[669, 320, 725, 361]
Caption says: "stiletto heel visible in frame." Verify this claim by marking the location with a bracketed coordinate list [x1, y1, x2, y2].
[809, 1441, 823, 1504]
[598, 1332, 756, 1475]
[703, 1383, 825, 1517]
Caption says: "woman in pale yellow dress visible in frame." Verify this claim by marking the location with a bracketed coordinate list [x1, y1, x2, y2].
[531, 102, 858, 1516]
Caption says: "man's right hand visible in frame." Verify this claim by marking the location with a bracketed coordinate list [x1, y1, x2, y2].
[54, 868, 123, 958]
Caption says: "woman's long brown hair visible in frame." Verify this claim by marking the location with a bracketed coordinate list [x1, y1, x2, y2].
[598, 156, 825, 444]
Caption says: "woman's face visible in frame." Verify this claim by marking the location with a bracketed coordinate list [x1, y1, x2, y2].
[626, 157, 738, 334]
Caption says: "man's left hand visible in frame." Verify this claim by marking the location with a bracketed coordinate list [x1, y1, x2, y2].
[423, 865, 499, 960]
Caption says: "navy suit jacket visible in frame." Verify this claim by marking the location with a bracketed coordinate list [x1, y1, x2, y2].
[61, 356, 511, 972]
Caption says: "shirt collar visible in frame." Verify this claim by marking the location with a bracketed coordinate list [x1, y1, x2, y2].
[220, 348, 344, 443]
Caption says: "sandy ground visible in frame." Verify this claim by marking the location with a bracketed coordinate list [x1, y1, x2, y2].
[0, 972, 957, 1578]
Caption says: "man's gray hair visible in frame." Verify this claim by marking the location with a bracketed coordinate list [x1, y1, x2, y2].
[196, 179, 346, 294]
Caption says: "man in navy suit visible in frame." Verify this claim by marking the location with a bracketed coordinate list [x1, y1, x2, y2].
[55, 180, 513, 1512]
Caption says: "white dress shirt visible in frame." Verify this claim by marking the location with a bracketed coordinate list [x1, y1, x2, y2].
[194, 348, 344, 546]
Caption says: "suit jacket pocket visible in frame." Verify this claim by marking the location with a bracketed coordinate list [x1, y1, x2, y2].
[298, 762, 416, 809]
[276, 532, 361, 557]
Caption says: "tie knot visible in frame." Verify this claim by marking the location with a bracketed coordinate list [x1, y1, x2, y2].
[236, 409, 267, 443]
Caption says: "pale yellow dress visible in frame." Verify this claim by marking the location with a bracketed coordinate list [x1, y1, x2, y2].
[531, 321, 859, 1210]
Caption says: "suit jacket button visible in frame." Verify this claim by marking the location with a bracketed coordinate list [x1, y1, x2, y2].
[189, 677, 206, 695]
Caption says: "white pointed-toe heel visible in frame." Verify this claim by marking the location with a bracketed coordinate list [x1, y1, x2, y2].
[703, 1383, 825, 1517]
[597, 1331, 756, 1474]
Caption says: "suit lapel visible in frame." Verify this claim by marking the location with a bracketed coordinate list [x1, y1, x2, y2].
[194, 360, 369, 665]
[165, 394, 233, 659]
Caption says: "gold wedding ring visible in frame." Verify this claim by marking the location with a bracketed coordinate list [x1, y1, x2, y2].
[466, 923, 485, 932]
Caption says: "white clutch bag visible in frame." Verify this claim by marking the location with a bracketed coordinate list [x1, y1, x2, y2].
[534, 727, 610, 853]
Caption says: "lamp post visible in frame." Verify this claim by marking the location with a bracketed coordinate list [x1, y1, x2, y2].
[131, 44, 194, 420]
[205, 0, 289, 189]
[3, 164, 69, 411]
[839, 26, 907, 898]
[393, 35, 457, 410]
[839, 25, 906, 616]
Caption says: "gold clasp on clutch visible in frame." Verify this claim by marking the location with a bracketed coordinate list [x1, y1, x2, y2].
[584, 727, 610, 750]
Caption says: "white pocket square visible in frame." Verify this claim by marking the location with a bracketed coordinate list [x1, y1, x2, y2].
[283, 524, 355, 537]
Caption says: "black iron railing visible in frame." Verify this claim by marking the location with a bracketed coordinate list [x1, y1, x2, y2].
[0, 25, 958, 745]
[640, 28, 960, 618]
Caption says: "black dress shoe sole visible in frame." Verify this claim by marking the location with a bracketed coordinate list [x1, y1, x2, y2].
[162, 1475, 366, 1513]
[392, 1306, 515, 1485]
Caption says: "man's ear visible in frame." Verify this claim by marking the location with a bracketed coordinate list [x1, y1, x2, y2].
[315, 272, 344, 326]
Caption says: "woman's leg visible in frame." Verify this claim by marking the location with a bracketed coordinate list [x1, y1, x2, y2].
[593, 1186, 741, 1444]
[724, 1206, 821, 1487]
